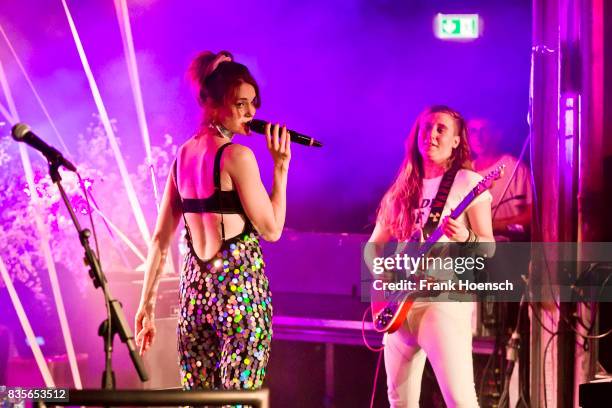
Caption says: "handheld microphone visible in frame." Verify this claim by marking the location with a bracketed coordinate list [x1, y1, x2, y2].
[11, 123, 77, 172]
[247, 119, 323, 147]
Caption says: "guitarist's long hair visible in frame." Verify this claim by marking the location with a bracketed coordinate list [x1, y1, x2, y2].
[377, 105, 473, 240]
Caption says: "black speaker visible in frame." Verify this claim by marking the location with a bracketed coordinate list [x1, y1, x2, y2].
[579, 380, 612, 408]
[266, 340, 326, 406]
[266, 339, 388, 408]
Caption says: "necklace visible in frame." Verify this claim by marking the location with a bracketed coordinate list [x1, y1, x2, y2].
[209, 123, 234, 140]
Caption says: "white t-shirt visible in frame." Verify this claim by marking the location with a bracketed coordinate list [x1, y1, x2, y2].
[475, 154, 531, 220]
[415, 169, 493, 243]
[407, 168, 493, 293]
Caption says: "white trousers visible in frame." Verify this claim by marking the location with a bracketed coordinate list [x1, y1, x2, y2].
[384, 301, 479, 408]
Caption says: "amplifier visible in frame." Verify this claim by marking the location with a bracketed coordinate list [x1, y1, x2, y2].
[579, 379, 612, 407]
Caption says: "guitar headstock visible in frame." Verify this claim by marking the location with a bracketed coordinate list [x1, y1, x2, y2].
[473, 164, 505, 195]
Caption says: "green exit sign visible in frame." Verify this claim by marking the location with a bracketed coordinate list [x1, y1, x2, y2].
[434, 13, 480, 39]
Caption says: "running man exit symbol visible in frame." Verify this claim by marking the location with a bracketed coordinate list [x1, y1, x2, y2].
[435, 14, 480, 39]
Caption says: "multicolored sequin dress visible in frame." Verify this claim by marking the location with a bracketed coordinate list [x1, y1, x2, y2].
[173, 143, 273, 391]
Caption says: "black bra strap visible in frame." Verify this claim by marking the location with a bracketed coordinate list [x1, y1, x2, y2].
[172, 159, 179, 195]
[214, 143, 233, 241]
[173, 158, 196, 244]
[175, 143, 234, 244]
[214, 143, 233, 189]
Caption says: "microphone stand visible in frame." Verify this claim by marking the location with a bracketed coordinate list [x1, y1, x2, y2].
[47, 158, 149, 389]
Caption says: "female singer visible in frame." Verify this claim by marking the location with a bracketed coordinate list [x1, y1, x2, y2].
[135, 50, 290, 390]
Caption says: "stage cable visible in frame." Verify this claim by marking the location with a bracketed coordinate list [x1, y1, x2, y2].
[78, 172, 114, 389]
[361, 307, 384, 408]
[370, 350, 383, 408]
[92, 205, 147, 262]
[529, 42, 612, 343]
[361, 307, 384, 352]
[85, 188, 137, 269]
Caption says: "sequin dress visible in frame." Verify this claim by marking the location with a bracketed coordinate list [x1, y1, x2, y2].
[173, 143, 273, 390]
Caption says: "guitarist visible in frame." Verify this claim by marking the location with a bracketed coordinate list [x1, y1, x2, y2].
[368, 106, 494, 408]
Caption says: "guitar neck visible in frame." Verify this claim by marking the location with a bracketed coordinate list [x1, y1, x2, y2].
[419, 190, 477, 254]
[451, 190, 476, 219]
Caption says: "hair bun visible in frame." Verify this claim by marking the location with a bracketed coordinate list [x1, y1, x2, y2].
[189, 51, 234, 86]
[188, 50, 260, 112]
[206, 52, 233, 79]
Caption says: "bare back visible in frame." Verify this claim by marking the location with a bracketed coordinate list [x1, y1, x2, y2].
[176, 136, 247, 261]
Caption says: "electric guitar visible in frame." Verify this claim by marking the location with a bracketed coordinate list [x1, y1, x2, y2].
[370, 165, 505, 334]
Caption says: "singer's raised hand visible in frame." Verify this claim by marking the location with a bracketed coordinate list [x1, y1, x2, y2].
[265, 122, 291, 171]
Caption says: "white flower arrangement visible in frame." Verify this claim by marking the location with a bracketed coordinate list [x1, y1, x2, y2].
[0, 115, 177, 313]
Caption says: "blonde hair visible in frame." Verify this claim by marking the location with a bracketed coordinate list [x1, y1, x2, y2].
[377, 105, 473, 240]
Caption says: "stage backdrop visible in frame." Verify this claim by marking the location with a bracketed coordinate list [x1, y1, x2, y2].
[0, 0, 531, 233]
[0, 0, 532, 391]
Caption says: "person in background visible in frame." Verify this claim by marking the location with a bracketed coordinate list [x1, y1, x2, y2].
[468, 118, 531, 239]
